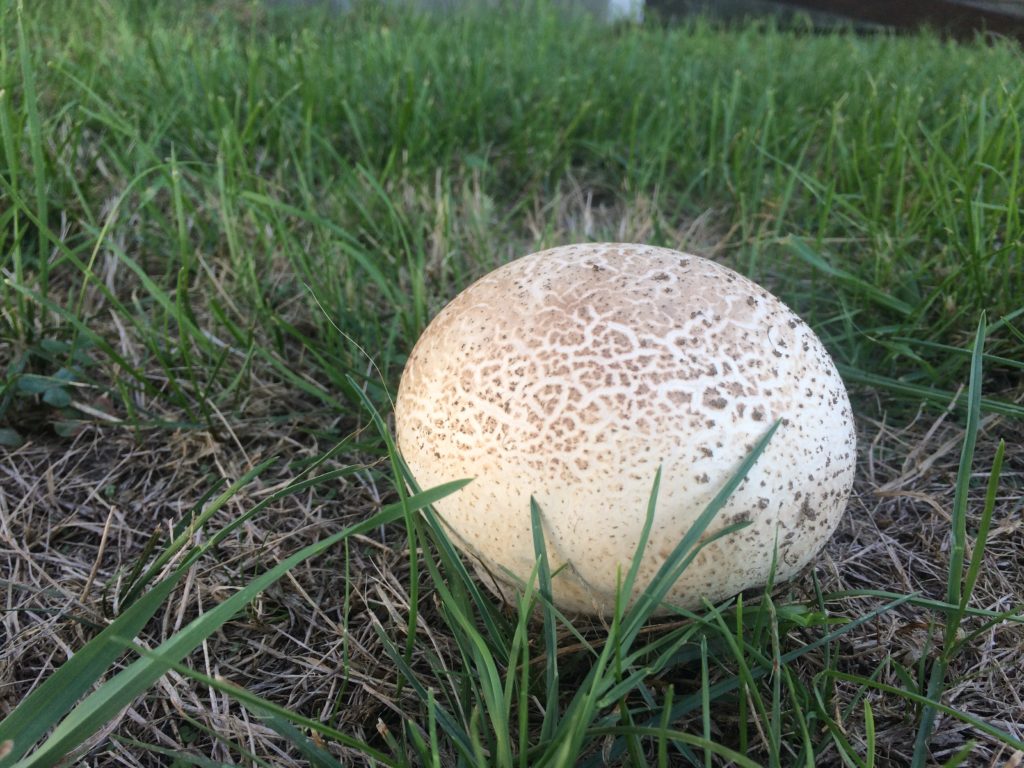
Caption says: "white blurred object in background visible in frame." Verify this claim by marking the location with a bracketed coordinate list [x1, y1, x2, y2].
[606, 0, 644, 21]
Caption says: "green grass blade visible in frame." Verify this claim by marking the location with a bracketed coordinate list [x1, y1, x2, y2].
[622, 420, 779, 642]
[959, 439, 1005, 619]
[788, 239, 913, 316]
[351, 370, 512, 662]
[594, 594, 917, 766]
[620, 468, 662, 617]
[254, 712, 343, 768]
[0, 572, 186, 766]
[834, 365, 1024, 419]
[700, 635, 711, 768]
[587, 726, 763, 768]
[117, 647, 383, 767]
[14, 0, 47, 294]
[530, 498, 561, 743]
[9, 482, 463, 767]
[912, 314, 986, 767]
[119, 457, 276, 607]
[939, 742, 977, 768]
[819, 589, 1024, 625]
[864, 698, 876, 768]
[110, 738, 236, 768]
[945, 314, 986, 617]
[371, 617, 476, 762]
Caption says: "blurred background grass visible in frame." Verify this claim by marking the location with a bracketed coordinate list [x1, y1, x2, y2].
[2, 0, 1022, 445]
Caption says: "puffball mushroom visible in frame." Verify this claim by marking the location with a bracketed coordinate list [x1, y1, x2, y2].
[395, 243, 855, 616]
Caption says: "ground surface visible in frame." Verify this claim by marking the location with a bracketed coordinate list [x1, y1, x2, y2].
[3, 380, 1022, 766]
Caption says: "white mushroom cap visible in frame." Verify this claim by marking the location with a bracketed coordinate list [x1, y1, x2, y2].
[395, 243, 856, 616]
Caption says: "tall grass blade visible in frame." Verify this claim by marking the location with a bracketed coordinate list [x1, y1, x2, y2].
[911, 313, 985, 768]
[622, 420, 779, 643]
[835, 365, 1024, 419]
[529, 498, 561, 743]
[958, 439, 1005, 619]
[15, 0, 47, 294]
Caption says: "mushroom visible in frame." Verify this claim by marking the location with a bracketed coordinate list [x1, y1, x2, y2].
[395, 243, 856, 616]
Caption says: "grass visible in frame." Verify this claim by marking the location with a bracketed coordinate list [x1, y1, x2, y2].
[1, 0, 1022, 765]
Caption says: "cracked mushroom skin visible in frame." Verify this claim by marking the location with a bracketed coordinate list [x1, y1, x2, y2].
[395, 243, 856, 616]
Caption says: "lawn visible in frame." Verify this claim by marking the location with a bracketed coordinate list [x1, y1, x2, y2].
[1, 1, 1022, 765]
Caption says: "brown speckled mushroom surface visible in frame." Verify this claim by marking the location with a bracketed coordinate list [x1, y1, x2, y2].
[395, 243, 856, 616]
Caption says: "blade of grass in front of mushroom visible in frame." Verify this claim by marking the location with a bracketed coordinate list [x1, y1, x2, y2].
[535, 423, 778, 765]
[347, 374, 513, 665]
[617, 468, 663, 621]
[620, 419, 779, 645]
[351, 379, 531, 764]
[529, 497, 562, 745]
[591, 593, 918, 767]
